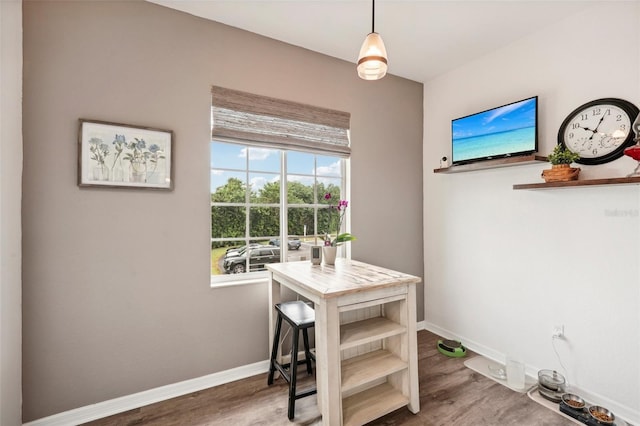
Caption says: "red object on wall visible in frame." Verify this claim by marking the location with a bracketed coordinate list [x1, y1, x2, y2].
[623, 143, 640, 161]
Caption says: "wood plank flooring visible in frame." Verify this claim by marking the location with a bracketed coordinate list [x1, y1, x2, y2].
[83, 330, 573, 425]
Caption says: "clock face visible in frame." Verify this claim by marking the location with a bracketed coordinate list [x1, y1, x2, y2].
[559, 98, 639, 165]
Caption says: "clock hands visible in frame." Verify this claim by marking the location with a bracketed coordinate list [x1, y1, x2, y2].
[583, 112, 610, 144]
[571, 123, 595, 148]
[574, 123, 596, 133]
[591, 111, 608, 134]
[571, 114, 608, 150]
[574, 110, 608, 136]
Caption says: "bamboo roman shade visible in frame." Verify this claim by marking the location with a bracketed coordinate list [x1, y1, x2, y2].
[211, 86, 351, 156]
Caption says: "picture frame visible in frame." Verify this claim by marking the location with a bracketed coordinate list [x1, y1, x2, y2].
[78, 119, 174, 190]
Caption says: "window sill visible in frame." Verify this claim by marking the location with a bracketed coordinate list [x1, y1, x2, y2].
[210, 271, 270, 289]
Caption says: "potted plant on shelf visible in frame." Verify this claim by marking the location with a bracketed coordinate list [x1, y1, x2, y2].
[542, 144, 581, 182]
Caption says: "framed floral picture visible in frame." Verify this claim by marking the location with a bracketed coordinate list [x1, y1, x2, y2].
[78, 119, 174, 190]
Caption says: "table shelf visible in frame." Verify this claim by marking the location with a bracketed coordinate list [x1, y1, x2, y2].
[342, 382, 409, 426]
[340, 317, 406, 351]
[339, 295, 416, 425]
[341, 349, 408, 394]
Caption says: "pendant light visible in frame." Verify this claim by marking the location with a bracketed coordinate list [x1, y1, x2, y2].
[357, 0, 388, 80]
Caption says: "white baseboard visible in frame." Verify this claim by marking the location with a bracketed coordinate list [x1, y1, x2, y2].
[422, 321, 639, 425]
[23, 360, 270, 426]
[422, 320, 505, 364]
[25, 322, 429, 425]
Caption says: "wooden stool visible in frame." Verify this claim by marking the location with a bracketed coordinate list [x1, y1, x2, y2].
[267, 301, 317, 420]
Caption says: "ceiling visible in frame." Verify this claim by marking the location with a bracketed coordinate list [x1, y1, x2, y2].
[146, 0, 596, 83]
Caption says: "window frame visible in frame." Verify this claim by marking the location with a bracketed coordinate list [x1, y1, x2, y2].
[210, 137, 350, 287]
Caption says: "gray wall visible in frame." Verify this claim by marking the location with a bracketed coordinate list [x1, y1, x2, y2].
[22, 0, 423, 420]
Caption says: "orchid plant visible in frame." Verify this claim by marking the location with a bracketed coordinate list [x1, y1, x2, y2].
[322, 192, 356, 247]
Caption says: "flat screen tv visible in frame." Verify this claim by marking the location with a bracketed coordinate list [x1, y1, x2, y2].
[451, 96, 538, 166]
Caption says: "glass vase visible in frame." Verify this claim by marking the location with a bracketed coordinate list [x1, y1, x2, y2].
[130, 161, 147, 183]
[111, 159, 124, 182]
[92, 164, 109, 181]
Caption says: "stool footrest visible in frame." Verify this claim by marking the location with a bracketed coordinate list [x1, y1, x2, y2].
[294, 386, 317, 400]
[272, 358, 315, 385]
[273, 362, 290, 383]
[281, 358, 315, 370]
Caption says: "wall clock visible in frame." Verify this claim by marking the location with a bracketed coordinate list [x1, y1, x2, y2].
[558, 98, 639, 165]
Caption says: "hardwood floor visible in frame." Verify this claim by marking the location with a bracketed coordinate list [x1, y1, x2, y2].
[83, 330, 573, 426]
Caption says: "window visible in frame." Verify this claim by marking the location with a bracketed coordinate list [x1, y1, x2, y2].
[211, 140, 348, 278]
[210, 86, 351, 283]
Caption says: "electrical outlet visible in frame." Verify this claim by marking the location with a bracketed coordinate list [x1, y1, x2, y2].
[552, 325, 564, 339]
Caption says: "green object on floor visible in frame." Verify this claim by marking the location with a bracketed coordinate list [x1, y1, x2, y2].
[437, 339, 467, 358]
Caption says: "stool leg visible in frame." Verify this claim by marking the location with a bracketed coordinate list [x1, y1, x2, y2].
[267, 314, 283, 386]
[302, 328, 313, 375]
[288, 328, 300, 420]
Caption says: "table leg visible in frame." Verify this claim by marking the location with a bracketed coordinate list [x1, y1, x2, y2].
[406, 283, 420, 413]
[314, 297, 342, 425]
[268, 277, 283, 373]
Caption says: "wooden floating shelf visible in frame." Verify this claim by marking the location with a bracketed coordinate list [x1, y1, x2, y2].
[434, 154, 547, 174]
[513, 176, 640, 190]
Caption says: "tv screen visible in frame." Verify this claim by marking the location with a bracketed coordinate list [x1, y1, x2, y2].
[451, 96, 538, 165]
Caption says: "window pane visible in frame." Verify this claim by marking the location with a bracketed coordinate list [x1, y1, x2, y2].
[248, 246, 280, 273]
[318, 206, 338, 241]
[317, 178, 341, 203]
[212, 239, 246, 276]
[284, 240, 308, 262]
[250, 173, 280, 203]
[211, 206, 245, 238]
[249, 207, 279, 238]
[287, 179, 314, 204]
[316, 156, 341, 177]
[288, 207, 314, 238]
[211, 172, 247, 203]
[218, 240, 280, 275]
[248, 147, 280, 172]
[287, 151, 314, 175]
[211, 141, 246, 170]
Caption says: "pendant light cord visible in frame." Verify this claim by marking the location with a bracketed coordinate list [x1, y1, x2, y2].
[372, 0, 375, 33]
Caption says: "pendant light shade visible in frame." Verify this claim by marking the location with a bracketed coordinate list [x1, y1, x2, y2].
[357, 33, 388, 80]
[357, 0, 387, 80]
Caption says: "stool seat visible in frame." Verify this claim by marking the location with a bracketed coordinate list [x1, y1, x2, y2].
[275, 300, 315, 328]
[268, 301, 317, 420]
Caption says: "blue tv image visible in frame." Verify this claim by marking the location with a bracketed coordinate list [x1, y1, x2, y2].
[452, 96, 538, 165]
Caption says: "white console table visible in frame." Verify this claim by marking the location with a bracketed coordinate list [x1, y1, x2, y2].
[267, 259, 421, 425]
